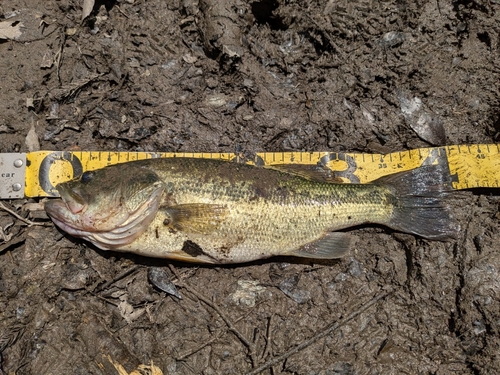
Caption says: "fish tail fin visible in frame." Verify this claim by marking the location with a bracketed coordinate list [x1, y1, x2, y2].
[374, 165, 459, 240]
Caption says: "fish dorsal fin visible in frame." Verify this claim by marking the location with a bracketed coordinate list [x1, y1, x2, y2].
[291, 232, 352, 259]
[266, 164, 344, 183]
[163, 204, 228, 234]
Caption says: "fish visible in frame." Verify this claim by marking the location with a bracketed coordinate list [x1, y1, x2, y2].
[44, 158, 459, 264]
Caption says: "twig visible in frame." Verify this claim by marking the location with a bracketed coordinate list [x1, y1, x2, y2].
[169, 264, 257, 367]
[48, 73, 104, 102]
[55, 32, 66, 85]
[176, 332, 222, 361]
[0, 202, 45, 226]
[94, 265, 141, 292]
[244, 290, 392, 375]
[115, 5, 130, 18]
[260, 314, 274, 361]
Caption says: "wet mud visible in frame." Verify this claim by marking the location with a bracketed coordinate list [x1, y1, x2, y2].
[1, 0, 499, 373]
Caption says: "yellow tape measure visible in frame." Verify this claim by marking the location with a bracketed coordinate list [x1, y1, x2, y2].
[18, 144, 499, 198]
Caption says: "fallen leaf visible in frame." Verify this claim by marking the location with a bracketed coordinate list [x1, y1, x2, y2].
[397, 89, 446, 145]
[0, 20, 23, 40]
[107, 355, 164, 375]
[147, 267, 182, 299]
[40, 50, 54, 68]
[277, 275, 310, 304]
[117, 293, 145, 323]
[25, 122, 40, 152]
[82, 0, 95, 21]
[0, 10, 57, 42]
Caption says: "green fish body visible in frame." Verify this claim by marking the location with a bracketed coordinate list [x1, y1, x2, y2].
[44, 158, 458, 264]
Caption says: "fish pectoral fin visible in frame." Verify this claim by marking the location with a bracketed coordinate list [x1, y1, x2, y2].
[265, 164, 344, 184]
[291, 232, 352, 259]
[163, 203, 228, 234]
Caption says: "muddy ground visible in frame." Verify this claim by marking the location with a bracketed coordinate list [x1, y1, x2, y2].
[1, 0, 500, 374]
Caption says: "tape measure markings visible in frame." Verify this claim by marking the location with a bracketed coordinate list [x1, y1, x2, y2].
[19, 144, 500, 198]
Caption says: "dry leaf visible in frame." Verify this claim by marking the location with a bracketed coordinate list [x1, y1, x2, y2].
[40, 50, 54, 68]
[130, 364, 164, 375]
[147, 267, 182, 299]
[25, 122, 40, 152]
[116, 292, 145, 323]
[0, 10, 57, 42]
[0, 20, 23, 40]
[82, 0, 95, 21]
[107, 355, 164, 375]
[397, 90, 446, 145]
[26, 97, 34, 108]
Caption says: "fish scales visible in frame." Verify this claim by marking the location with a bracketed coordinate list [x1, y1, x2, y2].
[44, 158, 458, 264]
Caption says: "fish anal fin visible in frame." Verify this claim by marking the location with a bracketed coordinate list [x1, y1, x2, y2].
[163, 203, 228, 234]
[291, 232, 352, 259]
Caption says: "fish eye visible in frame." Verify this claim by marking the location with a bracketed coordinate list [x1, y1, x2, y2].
[81, 171, 94, 183]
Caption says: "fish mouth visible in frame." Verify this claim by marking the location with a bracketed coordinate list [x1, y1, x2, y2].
[57, 184, 86, 214]
[45, 196, 159, 250]
[44, 199, 90, 238]
[44, 182, 89, 235]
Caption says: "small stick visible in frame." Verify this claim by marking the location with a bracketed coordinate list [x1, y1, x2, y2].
[169, 264, 257, 367]
[94, 265, 141, 292]
[244, 290, 392, 375]
[0, 202, 45, 226]
[260, 314, 274, 361]
[176, 333, 222, 361]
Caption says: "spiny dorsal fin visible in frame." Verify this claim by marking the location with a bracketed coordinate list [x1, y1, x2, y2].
[163, 203, 228, 234]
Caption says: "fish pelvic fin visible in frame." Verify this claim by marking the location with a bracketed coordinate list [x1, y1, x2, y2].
[374, 165, 460, 240]
[161, 250, 218, 264]
[291, 232, 352, 259]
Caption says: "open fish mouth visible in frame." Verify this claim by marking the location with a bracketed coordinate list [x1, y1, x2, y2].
[43, 182, 90, 235]
[44, 199, 92, 240]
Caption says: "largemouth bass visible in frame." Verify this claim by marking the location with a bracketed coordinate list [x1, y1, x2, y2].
[44, 158, 458, 264]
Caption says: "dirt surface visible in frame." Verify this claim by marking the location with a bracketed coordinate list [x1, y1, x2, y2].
[1, 0, 500, 374]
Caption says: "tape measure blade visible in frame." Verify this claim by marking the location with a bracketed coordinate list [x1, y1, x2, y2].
[20, 144, 500, 198]
[448, 144, 500, 189]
